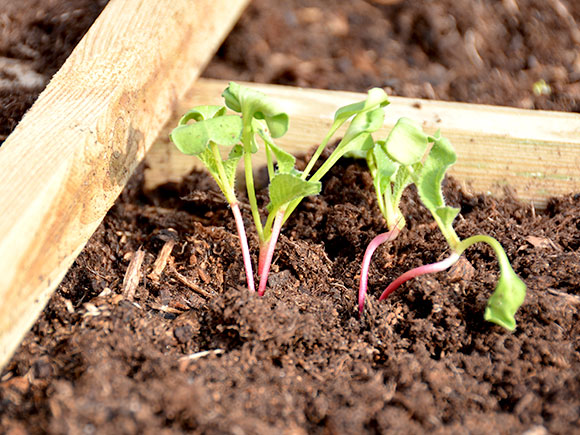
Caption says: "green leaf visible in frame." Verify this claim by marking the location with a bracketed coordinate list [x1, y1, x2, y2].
[222, 145, 244, 187]
[369, 143, 398, 193]
[342, 107, 385, 143]
[434, 206, 460, 230]
[484, 267, 527, 331]
[391, 163, 416, 205]
[459, 235, 527, 331]
[255, 121, 296, 174]
[418, 133, 457, 212]
[339, 132, 376, 158]
[178, 105, 226, 125]
[170, 115, 242, 155]
[197, 144, 243, 200]
[413, 131, 460, 246]
[267, 173, 321, 213]
[384, 117, 430, 166]
[222, 82, 289, 138]
[333, 88, 389, 124]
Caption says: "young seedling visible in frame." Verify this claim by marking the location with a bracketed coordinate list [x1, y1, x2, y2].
[355, 118, 426, 313]
[359, 118, 527, 330]
[171, 83, 389, 296]
[222, 82, 389, 296]
[169, 105, 256, 292]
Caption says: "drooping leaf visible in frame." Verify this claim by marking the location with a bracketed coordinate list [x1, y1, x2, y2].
[267, 173, 321, 213]
[170, 115, 243, 156]
[457, 235, 526, 331]
[384, 117, 430, 166]
[178, 105, 226, 125]
[222, 82, 289, 138]
[484, 266, 527, 331]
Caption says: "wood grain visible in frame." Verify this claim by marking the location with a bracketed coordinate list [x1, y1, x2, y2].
[0, 0, 249, 369]
[146, 78, 580, 207]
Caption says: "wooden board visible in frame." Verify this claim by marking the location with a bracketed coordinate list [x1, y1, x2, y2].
[0, 0, 249, 370]
[146, 78, 580, 207]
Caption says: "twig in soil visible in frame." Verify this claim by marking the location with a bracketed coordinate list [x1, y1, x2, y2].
[148, 302, 185, 314]
[122, 249, 145, 301]
[148, 238, 176, 281]
[178, 349, 225, 362]
[170, 264, 212, 299]
[547, 288, 580, 305]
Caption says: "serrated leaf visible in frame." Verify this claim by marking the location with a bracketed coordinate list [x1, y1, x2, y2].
[197, 148, 219, 178]
[222, 82, 289, 138]
[434, 206, 460, 229]
[197, 144, 243, 199]
[255, 122, 296, 174]
[417, 134, 457, 213]
[391, 164, 413, 204]
[170, 115, 242, 156]
[384, 117, 429, 166]
[179, 105, 226, 125]
[267, 173, 321, 213]
[223, 145, 243, 187]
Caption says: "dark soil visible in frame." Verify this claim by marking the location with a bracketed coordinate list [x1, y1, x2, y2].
[2, 1, 580, 434]
[0, 0, 109, 143]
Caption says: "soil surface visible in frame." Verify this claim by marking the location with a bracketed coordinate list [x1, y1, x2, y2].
[1, 1, 580, 434]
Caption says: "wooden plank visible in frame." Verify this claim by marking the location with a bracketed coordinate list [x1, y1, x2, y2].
[0, 0, 249, 369]
[146, 79, 580, 207]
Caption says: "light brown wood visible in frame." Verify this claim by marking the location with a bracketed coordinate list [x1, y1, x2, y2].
[0, 0, 249, 369]
[146, 78, 580, 207]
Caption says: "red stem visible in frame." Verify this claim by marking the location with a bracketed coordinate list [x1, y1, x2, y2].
[257, 210, 285, 296]
[358, 228, 400, 314]
[230, 202, 255, 293]
[378, 253, 460, 301]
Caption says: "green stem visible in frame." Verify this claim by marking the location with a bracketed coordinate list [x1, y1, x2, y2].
[242, 121, 264, 241]
[263, 207, 277, 242]
[382, 188, 402, 231]
[265, 141, 274, 180]
[210, 142, 236, 204]
[456, 235, 508, 267]
[301, 122, 341, 180]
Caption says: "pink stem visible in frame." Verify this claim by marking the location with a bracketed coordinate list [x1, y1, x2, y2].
[378, 253, 460, 301]
[257, 210, 285, 296]
[358, 228, 400, 314]
[258, 242, 267, 277]
[230, 202, 255, 293]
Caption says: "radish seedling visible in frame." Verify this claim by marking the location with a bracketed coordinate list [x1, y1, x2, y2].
[355, 118, 426, 313]
[359, 118, 526, 330]
[170, 105, 255, 292]
[223, 82, 389, 295]
[171, 83, 388, 296]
